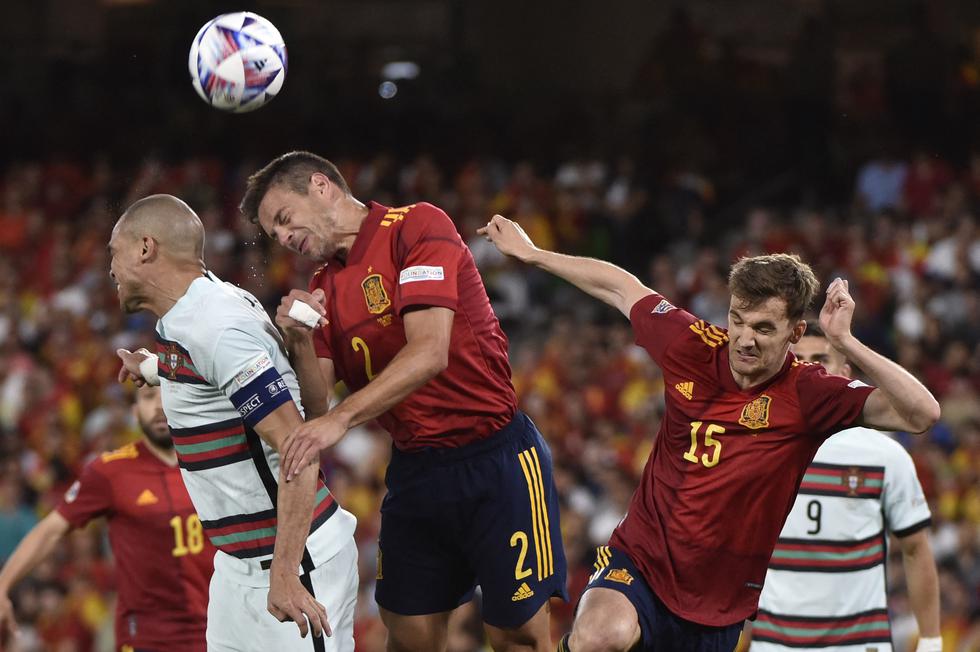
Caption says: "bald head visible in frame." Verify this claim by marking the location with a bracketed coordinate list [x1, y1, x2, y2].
[115, 194, 205, 263]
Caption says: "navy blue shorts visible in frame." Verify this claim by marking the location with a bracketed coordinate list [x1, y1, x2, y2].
[583, 546, 741, 652]
[375, 411, 567, 628]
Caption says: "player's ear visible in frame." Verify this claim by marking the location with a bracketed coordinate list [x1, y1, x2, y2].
[310, 172, 333, 198]
[788, 319, 806, 344]
[140, 237, 159, 263]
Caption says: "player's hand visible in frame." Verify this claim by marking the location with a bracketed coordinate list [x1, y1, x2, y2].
[116, 348, 153, 387]
[281, 415, 347, 482]
[276, 289, 328, 338]
[819, 278, 856, 348]
[0, 591, 18, 648]
[267, 570, 332, 640]
[477, 214, 539, 263]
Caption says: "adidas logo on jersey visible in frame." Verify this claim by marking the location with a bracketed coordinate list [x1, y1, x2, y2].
[675, 382, 694, 400]
[136, 489, 159, 506]
[511, 582, 534, 602]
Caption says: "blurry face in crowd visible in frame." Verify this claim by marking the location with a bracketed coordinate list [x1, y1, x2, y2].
[727, 295, 805, 384]
[792, 334, 850, 378]
[108, 226, 146, 313]
[134, 384, 172, 450]
[257, 173, 342, 262]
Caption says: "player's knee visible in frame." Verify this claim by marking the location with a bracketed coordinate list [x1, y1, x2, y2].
[385, 627, 443, 652]
[486, 626, 544, 651]
[485, 611, 551, 651]
[568, 612, 639, 652]
[380, 610, 449, 652]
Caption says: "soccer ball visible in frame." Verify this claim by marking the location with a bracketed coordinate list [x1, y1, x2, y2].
[188, 12, 287, 113]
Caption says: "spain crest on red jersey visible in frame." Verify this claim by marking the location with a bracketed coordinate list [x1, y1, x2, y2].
[362, 273, 391, 314]
[738, 394, 771, 429]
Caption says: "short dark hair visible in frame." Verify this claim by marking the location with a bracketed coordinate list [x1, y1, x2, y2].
[239, 151, 351, 224]
[728, 253, 819, 320]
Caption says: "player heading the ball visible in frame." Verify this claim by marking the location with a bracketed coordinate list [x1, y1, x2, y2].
[239, 151, 567, 651]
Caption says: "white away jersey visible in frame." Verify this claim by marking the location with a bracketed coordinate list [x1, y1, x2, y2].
[752, 427, 931, 652]
[155, 272, 355, 580]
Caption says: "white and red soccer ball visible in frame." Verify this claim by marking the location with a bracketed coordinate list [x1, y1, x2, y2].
[189, 12, 287, 113]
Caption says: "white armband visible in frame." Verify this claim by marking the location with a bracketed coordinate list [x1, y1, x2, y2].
[139, 352, 160, 386]
[916, 636, 943, 652]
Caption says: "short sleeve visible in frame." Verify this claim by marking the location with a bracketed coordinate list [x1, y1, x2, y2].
[797, 365, 876, 435]
[883, 444, 932, 536]
[307, 274, 333, 360]
[629, 293, 701, 365]
[55, 463, 113, 529]
[210, 325, 295, 428]
[312, 328, 333, 360]
[393, 204, 463, 314]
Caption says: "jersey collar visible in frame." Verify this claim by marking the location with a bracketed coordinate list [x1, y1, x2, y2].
[340, 201, 388, 267]
[138, 439, 179, 468]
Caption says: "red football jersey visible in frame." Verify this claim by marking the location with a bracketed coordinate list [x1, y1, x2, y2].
[609, 294, 876, 626]
[309, 202, 517, 451]
[57, 440, 213, 651]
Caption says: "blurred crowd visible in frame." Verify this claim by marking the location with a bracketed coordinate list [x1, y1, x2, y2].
[0, 144, 977, 652]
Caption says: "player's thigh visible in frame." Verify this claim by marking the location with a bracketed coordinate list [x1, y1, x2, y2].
[569, 588, 642, 652]
[467, 418, 567, 630]
[575, 546, 741, 652]
[206, 559, 245, 652]
[307, 538, 359, 652]
[206, 550, 356, 652]
[375, 457, 477, 618]
[569, 545, 654, 652]
[379, 607, 452, 652]
[484, 599, 553, 652]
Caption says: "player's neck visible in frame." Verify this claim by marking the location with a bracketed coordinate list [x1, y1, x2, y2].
[143, 266, 209, 317]
[332, 198, 370, 263]
[729, 364, 780, 391]
[143, 439, 178, 466]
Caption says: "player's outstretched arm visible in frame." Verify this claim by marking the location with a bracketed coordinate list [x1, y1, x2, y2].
[252, 402, 332, 640]
[899, 530, 942, 651]
[275, 289, 332, 419]
[819, 278, 940, 433]
[280, 306, 453, 481]
[478, 214, 654, 317]
[116, 348, 158, 387]
[0, 511, 72, 640]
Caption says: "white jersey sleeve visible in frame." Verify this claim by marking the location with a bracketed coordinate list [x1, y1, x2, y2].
[882, 440, 931, 536]
[209, 323, 298, 428]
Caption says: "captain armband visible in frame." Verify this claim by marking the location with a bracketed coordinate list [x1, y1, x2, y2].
[229, 366, 293, 428]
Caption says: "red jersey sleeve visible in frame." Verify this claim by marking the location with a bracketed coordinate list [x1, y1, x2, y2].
[307, 269, 333, 360]
[629, 293, 700, 364]
[55, 461, 113, 529]
[393, 203, 463, 314]
[797, 363, 876, 435]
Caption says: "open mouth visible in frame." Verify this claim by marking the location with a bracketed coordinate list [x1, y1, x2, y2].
[299, 236, 309, 255]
